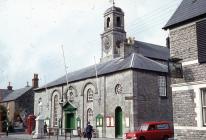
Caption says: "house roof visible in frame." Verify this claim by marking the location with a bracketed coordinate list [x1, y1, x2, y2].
[1, 86, 33, 102]
[35, 53, 168, 91]
[0, 89, 13, 100]
[163, 0, 206, 29]
[134, 41, 169, 60]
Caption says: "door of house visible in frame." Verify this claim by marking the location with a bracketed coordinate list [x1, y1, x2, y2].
[65, 113, 75, 132]
[115, 106, 123, 138]
[63, 102, 77, 133]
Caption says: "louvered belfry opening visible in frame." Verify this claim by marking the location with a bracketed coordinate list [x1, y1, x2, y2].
[197, 19, 206, 63]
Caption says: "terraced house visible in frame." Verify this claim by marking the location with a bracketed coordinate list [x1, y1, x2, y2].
[163, 0, 206, 139]
[34, 5, 173, 138]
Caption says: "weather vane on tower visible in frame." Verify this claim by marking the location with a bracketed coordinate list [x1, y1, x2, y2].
[109, 0, 115, 6]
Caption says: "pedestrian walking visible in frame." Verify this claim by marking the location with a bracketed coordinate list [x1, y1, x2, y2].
[86, 122, 93, 140]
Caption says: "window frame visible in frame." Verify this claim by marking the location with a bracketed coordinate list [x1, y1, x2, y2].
[87, 108, 93, 123]
[107, 17, 110, 28]
[76, 117, 81, 128]
[116, 16, 121, 27]
[196, 19, 206, 64]
[96, 114, 103, 127]
[158, 75, 167, 97]
[201, 88, 206, 126]
[53, 95, 58, 127]
[106, 116, 114, 127]
[87, 88, 93, 102]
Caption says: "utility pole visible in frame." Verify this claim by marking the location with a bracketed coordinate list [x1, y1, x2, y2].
[60, 44, 69, 135]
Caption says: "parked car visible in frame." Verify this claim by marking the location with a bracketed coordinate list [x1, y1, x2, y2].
[124, 121, 173, 140]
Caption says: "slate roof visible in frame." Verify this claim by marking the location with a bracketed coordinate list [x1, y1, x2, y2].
[134, 41, 169, 60]
[163, 0, 206, 29]
[1, 86, 33, 102]
[36, 53, 168, 91]
[0, 89, 13, 100]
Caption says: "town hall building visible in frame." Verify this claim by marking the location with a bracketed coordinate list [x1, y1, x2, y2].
[34, 5, 172, 138]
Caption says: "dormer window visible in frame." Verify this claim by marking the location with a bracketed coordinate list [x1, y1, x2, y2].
[117, 17, 121, 27]
[107, 17, 110, 28]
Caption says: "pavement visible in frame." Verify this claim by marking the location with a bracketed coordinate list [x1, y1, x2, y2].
[0, 132, 122, 140]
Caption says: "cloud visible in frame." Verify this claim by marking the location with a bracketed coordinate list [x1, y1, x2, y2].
[0, 0, 182, 89]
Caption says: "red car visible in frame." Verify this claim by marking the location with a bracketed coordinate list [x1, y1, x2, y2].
[124, 121, 173, 140]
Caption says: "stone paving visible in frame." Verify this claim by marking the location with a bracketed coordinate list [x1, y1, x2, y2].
[0, 133, 122, 140]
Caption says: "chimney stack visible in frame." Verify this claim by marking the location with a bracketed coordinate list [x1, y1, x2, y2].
[32, 74, 39, 88]
[7, 82, 13, 90]
[26, 81, 30, 87]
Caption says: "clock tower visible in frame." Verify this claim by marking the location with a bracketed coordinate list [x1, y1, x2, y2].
[101, 6, 126, 62]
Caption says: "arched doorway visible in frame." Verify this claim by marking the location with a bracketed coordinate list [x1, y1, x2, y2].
[115, 106, 123, 138]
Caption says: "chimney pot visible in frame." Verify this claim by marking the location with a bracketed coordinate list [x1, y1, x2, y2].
[7, 82, 13, 90]
[32, 73, 39, 88]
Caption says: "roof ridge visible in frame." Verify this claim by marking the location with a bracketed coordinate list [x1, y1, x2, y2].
[135, 40, 165, 48]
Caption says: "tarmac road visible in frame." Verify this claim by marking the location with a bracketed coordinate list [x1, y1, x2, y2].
[0, 133, 122, 140]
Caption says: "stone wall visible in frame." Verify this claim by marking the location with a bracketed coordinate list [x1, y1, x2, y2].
[170, 21, 206, 139]
[170, 23, 198, 62]
[133, 70, 173, 130]
[172, 90, 196, 126]
[174, 129, 206, 140]
[34, 70, 133, 138]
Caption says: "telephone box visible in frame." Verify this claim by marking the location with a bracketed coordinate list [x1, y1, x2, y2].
[27, 115, 36, 135]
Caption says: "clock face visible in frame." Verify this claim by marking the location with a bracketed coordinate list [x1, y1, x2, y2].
[103, 36, 111, 53]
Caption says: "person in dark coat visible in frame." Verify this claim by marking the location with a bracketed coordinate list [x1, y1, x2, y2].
[44, 122, 48, 135]
[86, 122, 93, 140]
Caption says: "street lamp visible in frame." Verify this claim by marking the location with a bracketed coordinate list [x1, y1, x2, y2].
[59, 99, 64, 135]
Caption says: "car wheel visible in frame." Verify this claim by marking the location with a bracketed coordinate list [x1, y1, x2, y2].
[163, 136, 169, 140]
[139, 136, 145, 140]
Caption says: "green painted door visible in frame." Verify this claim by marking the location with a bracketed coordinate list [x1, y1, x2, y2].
[115, 107, 123, 138]
[66, 113, 75, 132]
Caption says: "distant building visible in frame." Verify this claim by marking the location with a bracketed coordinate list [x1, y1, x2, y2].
[163, 0, 206, 139]
[0, 74, 39, 131]
[34, 5, 173, 138]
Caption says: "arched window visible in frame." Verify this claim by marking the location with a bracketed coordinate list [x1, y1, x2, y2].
[38, 98, 42, 115]
[66, 86, 77, 102]
[87, 108, 93, 123]
[96, 114, 103, 127]
[53, 95, 58, 126]
[117, 17, 121, 27]
[107, 17, 110, 28]
[87, 88, 93, 102]
[115, 84, 122, 94]
[69, 92, 74, 102]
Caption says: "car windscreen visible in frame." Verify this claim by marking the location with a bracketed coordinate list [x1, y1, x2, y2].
[139, 124, 149, 131]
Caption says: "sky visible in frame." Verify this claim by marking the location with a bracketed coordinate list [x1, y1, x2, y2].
[0, 0, 182, 89]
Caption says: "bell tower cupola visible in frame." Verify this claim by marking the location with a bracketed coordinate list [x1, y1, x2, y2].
[101, 5, 126, 62]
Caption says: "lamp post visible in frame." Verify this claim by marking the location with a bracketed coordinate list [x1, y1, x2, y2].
[59, 98, 63, 135]
[6, 106, 10, 136]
